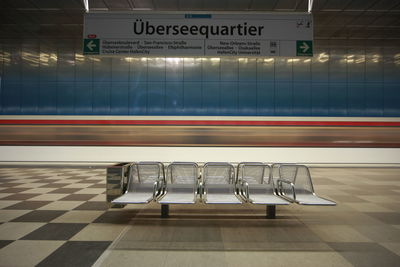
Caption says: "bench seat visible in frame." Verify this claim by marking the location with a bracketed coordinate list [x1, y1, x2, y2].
[204, 193, 242, 204]
[158, 192, 196, 204]
[112, 192, 153, 204]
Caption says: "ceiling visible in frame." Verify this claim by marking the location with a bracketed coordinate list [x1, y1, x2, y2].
[1, 0, 400, 39]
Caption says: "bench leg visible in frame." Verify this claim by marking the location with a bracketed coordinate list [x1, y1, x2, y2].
[161, 204, 169, 218]
[266, 205, 276, 219]
[108, 203, 126, 209]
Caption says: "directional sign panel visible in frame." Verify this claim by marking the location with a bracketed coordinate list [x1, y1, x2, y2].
[83, 38, 100, 55]
[83, 13, 313, 57]
[296, 40, 313, 56]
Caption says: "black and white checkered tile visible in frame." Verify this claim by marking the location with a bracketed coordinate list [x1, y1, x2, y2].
[1, 167, 400, 267]
[0, 168, 128, 266]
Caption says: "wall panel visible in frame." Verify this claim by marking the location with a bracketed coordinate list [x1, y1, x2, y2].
[348, 83, 365, 116]
[220, 82, 238, 115]
[38, 82, 57, 114]
[166, 58, 183, 82]
[183, 81, 202, 114]
[384, 83, 400, 116]
[93, 81, 110, 115]
[275, 82, 292, 115]
[110, 82, 129, 115]
[329, 83, 347, 116]
[202, 82, 220, 115]
[21, 82, 39, 114]
[311, 83, 329, 116]
[238, 82, 257, 115]
[57, 40, 75, 82]
[57, 82, 75, 115]
[2, 82, 21, 114]
[256, 58, 274, 82]
[365, 83, 383, 116]
[293, 82, 311, 115]
[165, 82, 183, 115]
[256, 82, 274, 115]
[147, 82, 165, 114]
[129, 81, 147, 115]
[75, 82, 93, 114]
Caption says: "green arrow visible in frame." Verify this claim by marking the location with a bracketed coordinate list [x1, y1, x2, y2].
[299, 42, 309, 53]
[86, 40, 96, 51]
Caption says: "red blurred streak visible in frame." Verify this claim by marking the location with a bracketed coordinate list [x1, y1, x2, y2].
[1, 119, 400, 127]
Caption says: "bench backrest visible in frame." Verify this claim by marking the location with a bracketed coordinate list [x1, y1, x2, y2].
[203, 162, 236, 185]
[126, 162, 165, 192]
[278, 164, 314, 193]
[167, 162, 198, 185]
[237, 162, 271, 185]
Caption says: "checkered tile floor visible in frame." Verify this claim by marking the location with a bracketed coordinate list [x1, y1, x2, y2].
[0, 167, 400, 267]
[0, 168, 116, 266]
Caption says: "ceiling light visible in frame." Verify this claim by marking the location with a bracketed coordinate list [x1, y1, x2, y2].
[308, 0, 314, 13]
[83, 0, 89, 12]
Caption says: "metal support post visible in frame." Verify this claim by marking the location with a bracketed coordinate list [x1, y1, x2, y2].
[161, 204, 169, 218]
[266, 205, 276, 219]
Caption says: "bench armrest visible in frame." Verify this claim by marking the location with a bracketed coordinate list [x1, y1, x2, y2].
[153, 179, 165, 200]
[242, 181, 249, 201]
[277, 179, 296, 201]
[153, 181, 159, 199]
[198, 181, 204, 195]
[237, 179, 249, 201]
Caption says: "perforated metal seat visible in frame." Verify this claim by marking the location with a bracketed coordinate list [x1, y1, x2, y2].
[112, 162, 165, 204]
[112, 192, 153, 204]
[202, 162, 242, 204]
[277, 164, 336, 206]
[237, 162, 289, 205]
[158, 162, 199, 204]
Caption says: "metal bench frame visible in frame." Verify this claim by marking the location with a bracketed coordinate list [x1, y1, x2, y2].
[108, 162, 336, 218]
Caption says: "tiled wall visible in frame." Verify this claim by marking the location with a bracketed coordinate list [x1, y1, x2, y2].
[0, 39, 399, 116]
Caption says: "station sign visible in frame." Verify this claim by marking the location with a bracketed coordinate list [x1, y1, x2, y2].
[83, 12, 313, 57]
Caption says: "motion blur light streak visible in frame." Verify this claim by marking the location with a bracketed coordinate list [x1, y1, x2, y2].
[0, 117, 399, 147]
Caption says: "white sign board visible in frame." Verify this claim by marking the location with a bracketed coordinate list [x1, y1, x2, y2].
[83, 13, 313, 57]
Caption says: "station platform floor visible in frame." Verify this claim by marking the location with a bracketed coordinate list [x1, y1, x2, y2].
[0, 167, 399, 266]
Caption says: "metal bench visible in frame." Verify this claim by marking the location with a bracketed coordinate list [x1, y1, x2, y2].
[277, 164, 336, 206]
[111, 162, 165, 204]
[158, 162, 199, 204]
[202, 162, 243, 204]
[108, 162, 336, 218]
